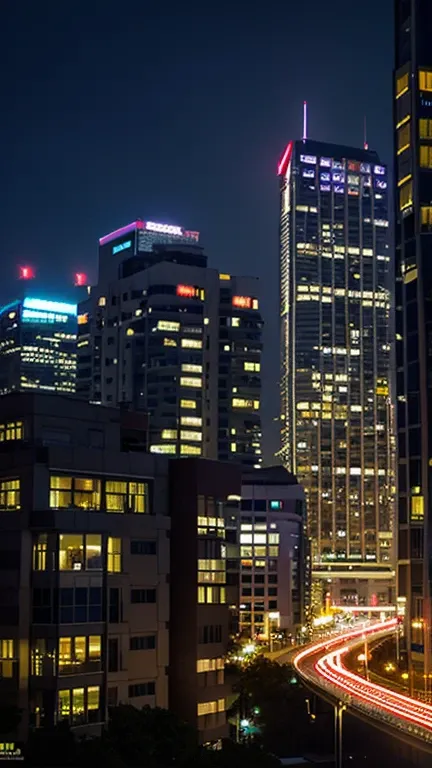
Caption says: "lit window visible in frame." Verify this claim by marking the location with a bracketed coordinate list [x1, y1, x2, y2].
[219, 273, 231, 280]
[180, 376, 202, 388]
[161, 429, 177, 440]
[399, 180, 413, 211]
[0, 639, 14, 678]
[197, 657, 224, 673]
[232, 317, 240, 327]
[181, 363, 202, 373]
[156, 320, 180, 332]
[232, 397, 260, 410]
[180, 445, 201, 455]
[0, 421, 23, 442]
[412, 495, 424, 521]
[181, 338, 202, 349]
[126, 327, 134, 336]
[163, 337, 177, 347]
[197, 700, 217, 716]
[98, 297, 106, 307]
[108, 537, 122, 573]
[419, 70, 432, 92]
[59, 534, 84, 571]
[150, 444, 176, 454]
[244, 362, 260, 372]
[180, 416, 202, 427]
[420, 145, 432, 168]
[106, 480, 148, 514]
[50, 476, 101, 510]
[420, 118, 432, 139]
[421, 206, 432, 228]
[33, 534, 47, 571]
[397, 121, 410, 154]
[0, 479, 20, 511]
[180, 399, 196, 409]
[180, 430, 201, 442]
[86, 535, 102, 570]
[396, 72, 409, 98]
[77, 313, 88, 325]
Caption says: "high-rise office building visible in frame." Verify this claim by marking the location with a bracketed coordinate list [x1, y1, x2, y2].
[0, 297, 77, 396]
[394, 0, 432, 671]
[77, 219, 263, 468]
[278, 138, 394, 605]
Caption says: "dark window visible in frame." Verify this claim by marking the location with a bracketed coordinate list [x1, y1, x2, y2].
[109, 588, 120, 623]
[32, 588, 52, 623]
[268, 575, 277, 584]
[108, 638, 119, 672]
[130, 541, 156, 555]
[268, 587, 278, 597]
[130, 635, 156, 651]
[131, 589, 156, 603]
[128, 682, 155, 697]
[107, 687, 118, 707]
[198, 624, 222, 644]
[268, 600, 278, 610]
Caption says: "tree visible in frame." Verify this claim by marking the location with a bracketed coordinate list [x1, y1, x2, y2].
[190, 739, 280, 767]
[26, 721, 77, 766]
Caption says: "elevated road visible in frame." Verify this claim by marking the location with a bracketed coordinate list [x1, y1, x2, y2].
[293, 618, 432, 756]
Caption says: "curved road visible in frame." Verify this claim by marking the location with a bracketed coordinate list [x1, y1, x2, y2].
[293, 617, 432, 753]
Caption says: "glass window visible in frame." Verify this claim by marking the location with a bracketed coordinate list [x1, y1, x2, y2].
[88, 636, 101, 662]
[58, 638, 72, 671]
[420, 119, 432, 139]
[419, 70, 432, 92]
[107, 537, 122, 573]
[87, 686, 100, 712]
[50, 476, 101, 510]
[128, 482, 147, 514]
[59, 535, 84, 571]
[397, 122, 410, 153]
[106, 481, 127, 513]
[86, 535, 102, 570]
[0, 421, 23, 442]
[58, 690, 70, 720]
[420, 145, 432, 168]
[33, 534, 47, 571]
[399, 180, 413, 211]
[0, 479, 20, 511]
[421, 206, 432, 228]
[72, 688, 85, 722]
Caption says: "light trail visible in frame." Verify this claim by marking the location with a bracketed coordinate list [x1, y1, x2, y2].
[293, 617, 432, 744]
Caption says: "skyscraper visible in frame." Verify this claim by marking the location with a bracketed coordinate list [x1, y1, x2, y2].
[0, 297, 77, 396]
[279, 138, 394, 605]
[394, 0, 432, 672]
[77, 219, 263, 467]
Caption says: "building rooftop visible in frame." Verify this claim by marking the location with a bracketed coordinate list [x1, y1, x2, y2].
[241, 465, 298, 486]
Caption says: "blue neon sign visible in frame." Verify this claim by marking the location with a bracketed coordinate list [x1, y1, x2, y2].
[22, 309, 69, 324]
[23, 298, 77, 315]
[112, 240, 132, 255]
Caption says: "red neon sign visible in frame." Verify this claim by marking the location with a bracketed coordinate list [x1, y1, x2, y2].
[176, 284, 196, 298]
[232, 295, 252, 309]
[19, 266, 35, 280]
[74, 272, 87, 287]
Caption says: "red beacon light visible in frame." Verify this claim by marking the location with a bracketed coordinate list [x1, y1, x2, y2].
[19, 266, 35, 280]
[74, 272, 87, 287]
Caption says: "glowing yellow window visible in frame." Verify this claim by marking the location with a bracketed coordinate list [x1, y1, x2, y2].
[399, 180, 413, 211]
[420, 145, 432, 168]
[397, 122, 410, 154]
[107, 537, 122, 573]
[180, 399, 196, 409]
[419, 70, 432, 92]
[396, 72, 409, 98]
[411, 495, 424, 521]
[420, 119, 432, 139]
[421, 206, 432, 228]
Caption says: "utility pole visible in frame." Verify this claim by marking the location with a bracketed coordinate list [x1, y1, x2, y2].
[334, 700, 346, 768]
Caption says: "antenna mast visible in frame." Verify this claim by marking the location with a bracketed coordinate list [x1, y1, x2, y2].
[364, 116, 368, 150]
[303, 101, 308, 141]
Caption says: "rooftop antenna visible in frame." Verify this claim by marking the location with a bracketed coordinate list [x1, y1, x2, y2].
[303, 100, 308, 142]
[364, 115, 369, 150]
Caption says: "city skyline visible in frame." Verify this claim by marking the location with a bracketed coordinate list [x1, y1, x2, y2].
[1, 0, 393, 462]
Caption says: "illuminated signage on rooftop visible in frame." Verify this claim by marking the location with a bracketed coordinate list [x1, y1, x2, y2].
[112, 240, 132, 255]
[22, 309, 69, 324]
[232, 296, 259, 310]
[177, 284, 197, 298]
[23, 298, 77, 316]
[100, 219, 200, 246]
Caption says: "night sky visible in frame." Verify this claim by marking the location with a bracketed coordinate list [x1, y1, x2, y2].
[1, 0, 393, 461]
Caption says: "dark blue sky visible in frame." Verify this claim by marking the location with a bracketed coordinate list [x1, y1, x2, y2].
[1, 0, 393, 460]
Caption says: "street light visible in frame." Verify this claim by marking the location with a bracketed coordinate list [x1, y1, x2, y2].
[334, 700, 346, 768]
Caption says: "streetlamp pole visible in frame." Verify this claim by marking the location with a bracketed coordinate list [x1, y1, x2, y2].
[334, 701, 345, 768]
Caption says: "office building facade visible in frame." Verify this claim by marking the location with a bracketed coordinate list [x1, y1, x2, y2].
[0, 393, 170, 744]
[225, 466, 308, 640]
[77, 219, 262, 468]
[394, 0, 432, 669]
[169, 459, 240, 745]
[0, 297, 77, 396]
[278, 139, 394, 604]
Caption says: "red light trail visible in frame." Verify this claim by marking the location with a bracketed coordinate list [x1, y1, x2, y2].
[294, 618, 432, 742]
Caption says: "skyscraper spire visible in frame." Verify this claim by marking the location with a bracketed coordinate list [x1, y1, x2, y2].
[303, 101, 308, 142]
[364, 115, 368, 150]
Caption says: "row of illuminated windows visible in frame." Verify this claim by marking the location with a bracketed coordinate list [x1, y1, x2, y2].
[197, 657, 224, 673]
[0, 480, 20, 510]
[49, 476, 148, 513]
[241, 546, 279, 558]
[197, 698, 225, 716]
[0, 421, 23, 442]
[198, 586, 226, 604]
[239, 533, 279, 545]
[150, 444, 201, 456]
[161, 429, 202, 442]
[58, 686, 100, 724]
[58, 635, 101, 673]
[33, 533, 122, 573]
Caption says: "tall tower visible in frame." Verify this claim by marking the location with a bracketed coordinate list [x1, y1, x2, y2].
[279, 139, 394, 605]
[394, 0, 432, 672]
